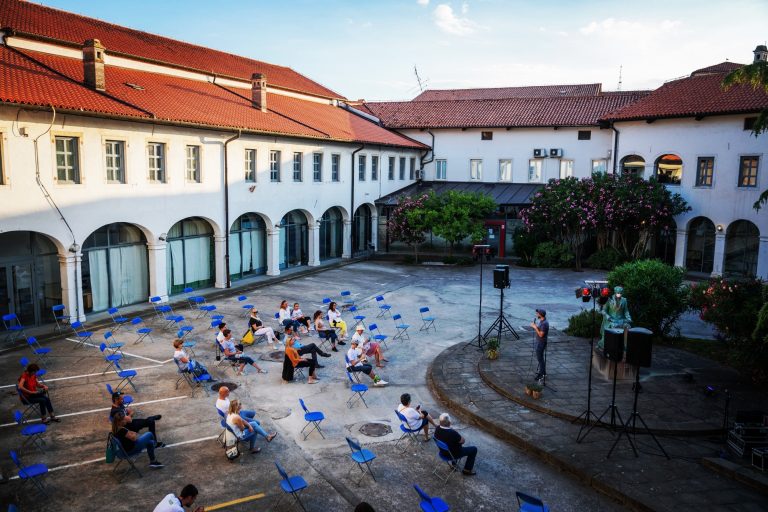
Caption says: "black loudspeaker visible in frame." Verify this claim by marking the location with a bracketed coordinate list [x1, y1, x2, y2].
[603, 328, 625, 362]
[493, 269, 506, 289]
[626, 327, 653, 367]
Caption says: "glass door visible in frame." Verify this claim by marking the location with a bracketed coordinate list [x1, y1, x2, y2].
[0, 267, 9, 318]
[13, 264, 36, 326]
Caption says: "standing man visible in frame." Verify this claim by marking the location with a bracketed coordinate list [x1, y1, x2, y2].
[153, 484, 204, 512]
[599, 286, 632, 349]
[531, 308, 549, 382]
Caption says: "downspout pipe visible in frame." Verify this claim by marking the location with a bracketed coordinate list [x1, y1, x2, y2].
[611, 123, 620, 176]
[350, 143, 365, 256]
[223, 130, 241, 288]
[419, 129, 435, 171]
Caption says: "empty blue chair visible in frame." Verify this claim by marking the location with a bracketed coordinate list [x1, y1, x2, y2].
[340, 290, 355, 308]
[395, 409, 423, 452]
[70, 321, 93, 347]
[274, 461, 308, 511]
[106, 383, 133, 414]
[414, 484, 450, 512]
[108, 307, 129, 332]
[349, 306, 365, 328]
[419, 307, 436, 332]
[114, 361, 137, 393]
[392, 313, 411, 341]
[14, 410, 47, 453]
[26, 337, 51, 366]
[345, 437, 377, 484]
[10, 450, 48, 497]
[209, 319, 223, 330]
[516, 491, 550, 512]
[100, 343, 123, 375]
[237, 295, 254, 317]
[131, 317, 154, 344]
[322, 297, 332, 306]
[346, 371, 368, 408]
[51, 304, 68, 334]
[19, 358, 46, 381]
[299, 399, 325, 440]
[2, 313, 26, 343]
[375, 295, 392, 318]
[183, 287, 205, 310]
[150, 296, 174, 325]
[103, 331, 125, 356]
[197, 303, 218, 319]
[432, 438, 465, 484]
[368, 323, 388, 349]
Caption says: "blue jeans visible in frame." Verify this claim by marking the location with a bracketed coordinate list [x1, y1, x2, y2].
[127, 431, 156, 461]
[282, 319, 301, 331]
[240, 420, 268, 449]
[535, 341, 547, 377]
[240, 410, 256, 421]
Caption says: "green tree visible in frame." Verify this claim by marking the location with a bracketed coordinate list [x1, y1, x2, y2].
[722, 60, 768, 211]
[429, 191, 496, 255]
[387, 193, 433, 263]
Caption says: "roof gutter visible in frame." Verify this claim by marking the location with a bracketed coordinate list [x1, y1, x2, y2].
[223, 130, 241, 288]
[611, 123, 620, 175]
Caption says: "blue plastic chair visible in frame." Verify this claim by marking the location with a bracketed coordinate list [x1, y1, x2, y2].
[516, 491, 550, 512]
[274, 460, 308, 511]
[114, 361, 137, 393]
[2, 313, 26, 343]
[395, 409, 423, 452]
[15, 386, 37, 424]
[414, 484, 450, 512]
[375, 295, 392, 318]
[131, 317, 154, 344]
[237, 295, 254, 317]
[100, 342, 123, 375]
[340, 290, 355, 309]
[299, 399, 325, 440]
[150, 296, 174, 325]
[70, 321, 93, 347]
[197, 303, 218, 319]
[183, 287, 205, 310]
[103, 331, 125, 356]
[368, 323, 389, 349]
[14, 410, 47, 452]
[349, 306, 366, 328]
[346, 371, 368, 409]
[19, 358, 47, 381]
[345, 437, 377, 484]
[432, 438, 465, 484]
[10, 450, 48, 496]
[108, 433, 143, 480]
[392, 313, 411, 341]
[175, 360, 211, 397]
[209, 319, 223, 330]
[108, 307, 129, 332]
[419, 307, 437, 332]
[26, 337, 51, 366]
[51, 304, 68, 334]
[106, 383, 133, 417]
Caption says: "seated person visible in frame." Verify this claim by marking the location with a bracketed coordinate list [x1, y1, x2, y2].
[284, 326, 332, 368]
[291, 302, 312, 333]
[221, 329, 267, 375]
[110, 391, 165, 448]
[313, 310, 344, 351]
[18, 363, 59, 424]
[397, 393, 437, 441]
[327, 301, 348, 339]
[217, 322, 243, 353]
[226, 399, 277, 454]
[112, 410, 164, 468]
[279, 300, 303, 335]
[246, 309, 281, 348]
[346, 339, 387, 386]
[351, 325, 388, 368]
[433, 413, 477, 476]
[173, 339, 214, 380]
[284, 336, 319, 384]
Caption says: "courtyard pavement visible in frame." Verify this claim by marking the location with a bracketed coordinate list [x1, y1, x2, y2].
[0, 261, 763, 511]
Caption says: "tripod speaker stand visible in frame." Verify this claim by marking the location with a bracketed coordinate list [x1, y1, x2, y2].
[466, 245, 490, 351]
[574, 286, 605, 442]
[482, 265, 520, 342]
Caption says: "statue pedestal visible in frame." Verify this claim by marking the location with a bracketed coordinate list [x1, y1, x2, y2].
[592, 346, 634, 381]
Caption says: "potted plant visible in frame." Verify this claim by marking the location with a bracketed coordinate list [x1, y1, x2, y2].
[486, 337, 500, 360]
[524, 383, 533, 396]
[528, 382, 543, 399]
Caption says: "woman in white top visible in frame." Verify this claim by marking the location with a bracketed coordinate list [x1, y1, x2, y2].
[278, 300, 302, 334]
[327, 301, 348, 339]
[246, 309, 281, 348]
[290, 302, 311, 333]
[226, 400, 276, 454]
[172, 339, 212, 379]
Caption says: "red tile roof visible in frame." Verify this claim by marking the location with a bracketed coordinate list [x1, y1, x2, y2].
[603, 67, 768, 122]
[365, 92, 648, 129]
[412, 83, 602, 101]
[0, 47, 425, 148]
[690, 61, 744, 76]
[0, 0, 342, 99]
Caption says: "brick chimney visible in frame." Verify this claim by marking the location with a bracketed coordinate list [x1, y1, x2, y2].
[83, 39, 106, 91]
[251, 73, 267, 112]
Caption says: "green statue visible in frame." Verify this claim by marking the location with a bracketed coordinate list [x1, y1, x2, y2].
[599, 286, 632, 349]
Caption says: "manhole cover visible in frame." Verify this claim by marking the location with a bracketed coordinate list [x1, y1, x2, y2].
[359, 422, 392, 437]
[262, 350, 285, 362]
[211, 382, 238, 392]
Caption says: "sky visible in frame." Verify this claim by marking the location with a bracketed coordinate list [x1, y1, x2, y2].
[34, 0, 768, 101]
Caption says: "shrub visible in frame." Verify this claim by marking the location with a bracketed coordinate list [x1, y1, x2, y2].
[585, 248, 625, 270]
[607, 259, 688, 338]
[564, 309, 602, 338]
[442, 256, 458, 265]
[456, 256, 474, 266]
[513, 227, 540, 266]
[689, 277, 764, 342]
[531, 242, 573, 268]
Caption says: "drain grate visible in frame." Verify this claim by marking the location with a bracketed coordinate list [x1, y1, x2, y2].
[211, 382, 238, 392]
[359, 422, 392, 437]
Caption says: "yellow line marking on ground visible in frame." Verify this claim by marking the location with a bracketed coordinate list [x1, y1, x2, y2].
[205, 493, 266, 511]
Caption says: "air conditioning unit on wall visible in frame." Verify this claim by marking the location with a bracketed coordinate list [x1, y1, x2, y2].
[533, 148, 547, 158]
[550, 148, 563, 157]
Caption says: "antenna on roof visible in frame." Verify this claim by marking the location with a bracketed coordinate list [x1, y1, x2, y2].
[414, 65, 425, 93]
[617, 64, 623, 91]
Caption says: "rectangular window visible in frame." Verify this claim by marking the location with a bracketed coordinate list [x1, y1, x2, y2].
[0, 137, 4, 185]
[270, 150, 281, 182]
[481, 131, 493, 140]
[436, 159, 447, 180]
[55, 136, 80, 183]
[331, 154, 340, 182]
[313, 153, 322, 182]
[528, 159, 542, 182]
[591, 159, 607, 174]
[738, 156, 759, 187]
[470, 159, 482, 180]
[695, 157, 714, 187]
[186, 145, 201, 183]
[245, 149, 256, 182]
[293, 152, 302, 182]
[105, 140, 125, 183]
[147, 142, 165, 183]
[744, 117, 757, 131]
[399, 157, 406, 180]
[578, 130, 592, 140]
[358, 154, 366, 181]
[388, 156, 395, 180]
[409, 157, 416, 180]
[498, 159, 512, 181]
[371, 155, 379, 181]
[559, 160, 573, 179]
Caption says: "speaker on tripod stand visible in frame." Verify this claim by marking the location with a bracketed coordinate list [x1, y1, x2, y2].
[483, 265, 519, 341]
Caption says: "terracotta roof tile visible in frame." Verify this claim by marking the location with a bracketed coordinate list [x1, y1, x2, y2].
[690, 61, 744, 76]
[412, 84, 602, 101]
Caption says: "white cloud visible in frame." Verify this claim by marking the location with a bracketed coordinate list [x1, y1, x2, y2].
[579, 17, 681, 37]
[417, 0, 429, 5]
[461, 2, 469, 15]
[433, 3, 478, 36]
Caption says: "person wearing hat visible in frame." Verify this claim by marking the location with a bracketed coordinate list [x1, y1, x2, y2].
[110, 391, 165, 448]
[599, 286, 632, 349]
[347, 338, 387, 386]
[531, 308, 549, 382]
[351, 325, 388, 368]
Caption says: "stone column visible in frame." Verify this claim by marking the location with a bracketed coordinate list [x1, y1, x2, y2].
[58, 253, 84, 322]
[147, 242, 169, 302]
[756, 236, 768, 280]
[266, 227, 281, 276]
[673, 229, 688, 268]
[308, 223, 321, 267]
[711, 232, 726, 276]
[370, 213, 379, 251]
[342, 219, 352, 259]
[213, 235, 227, 289]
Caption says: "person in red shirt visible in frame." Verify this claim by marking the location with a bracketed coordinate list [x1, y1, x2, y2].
[18, 363, 59, 424]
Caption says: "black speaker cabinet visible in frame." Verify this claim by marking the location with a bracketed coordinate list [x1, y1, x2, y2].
[626, 327, 653, 367]
[603, 328, 625, 362]
[493, 268, 508, 289]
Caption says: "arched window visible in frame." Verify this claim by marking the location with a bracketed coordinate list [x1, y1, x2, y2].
[83, 223, 148, 312]
[279, 211, 308, 269]
[230, 214, 267, 281]
[620, 155, 645, 176]
[353, 205, 373, 255]
[655, 154, 683, 185]
[319, 207, 343, 261]
[167, 217, 214, 294]
[653, 219, 677, 266]
[685, 217, 716, 274]
[724, 220, 759, 277]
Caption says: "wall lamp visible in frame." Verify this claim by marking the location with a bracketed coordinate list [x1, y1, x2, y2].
[716, 224, 723, 232]
[68, 243, 80, 253]
[158, 233, 167, 241]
